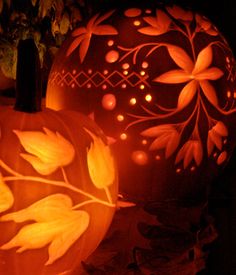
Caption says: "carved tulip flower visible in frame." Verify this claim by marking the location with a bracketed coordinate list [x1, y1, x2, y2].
[175, 140, 203, 168]
[0, 194, 90, 265]
[154, 45, 224, 109]
[138, 9, 171, 36]
[85, 128, 115, 190]
[0, 173, 14, 213]
[13, 128, 75, 175]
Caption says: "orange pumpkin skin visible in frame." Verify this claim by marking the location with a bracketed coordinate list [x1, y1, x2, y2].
[0, 107, 118, 275]
[46, 4, 236, 202]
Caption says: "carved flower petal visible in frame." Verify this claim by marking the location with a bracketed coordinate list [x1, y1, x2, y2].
[92, 25, 118, 35]
[199, 80, 218, 106]
[143, 16, 158, 27]
[66, 35, 86, 57]
[193, 141, 203, 166]
[85, 128, 115, 189]
[165, 131, 180, 158]
[149, 134, 170, 151]
[213, 121, 228, 136]
[0, 173, 14, 213]
[167, 45, 194, 73]
[46, 211, 89, 265]
[156, 10, 172, 31]
[208, 129, 222, 150]
[138, 26, 166, 36]
[195, 67, 224, 80]
[94, 10, 115, 26]
[72, 27, 87, 37]
[20, 153, 58, 175]
[1, 194, 72, 223]
[79, 35, 91, 63]
[167, 5, 193, 21]
[141, 124, 175, 137]
[177, 80, 197, 109]
[192, 46, 213, 75]
[153, 69, 190, 83]
[13, 128, 75, 174]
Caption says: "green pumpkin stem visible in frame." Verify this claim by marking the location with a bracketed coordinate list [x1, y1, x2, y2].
[14, 39, 42, 113]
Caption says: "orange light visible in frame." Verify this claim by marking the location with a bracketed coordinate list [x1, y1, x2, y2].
[142, 139, 147, 145]
[145, 94, 152, 102]
[120, 133, 127, 140]
[129, 98, 137, 105]
[142, 61, 149, 69]
[133, 20, 141, 26]
[123, 70, 129, 75]
[122, 63, 130, 70]
[117, 115, 124, 122]
[131, 150, 148, 165]
[107, 40, 114, 46]
[140, 84, 145, 90]
[140, 71, 146, 76]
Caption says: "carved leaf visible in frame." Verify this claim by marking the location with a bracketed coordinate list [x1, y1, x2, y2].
[93, 10, 115, 26]
[214, 121, 228, 136]
[177, 80, 197, 109]
[13, 128, 75, 175]
[167, 45, 194, 73]
[153, 69, 190, 83]
[143, 16, 158, 28]
[0, 194, 90, 265]
[199, 80, 218, 106]
[72, 27, 87, 37]
[0, 173, 14, 213]
[166, 131, 180, 158]
[85, 128, 115, 189]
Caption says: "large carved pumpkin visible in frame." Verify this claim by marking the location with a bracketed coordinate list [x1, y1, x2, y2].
[46, 4, 236, 202]
[0, 39, 118, 275]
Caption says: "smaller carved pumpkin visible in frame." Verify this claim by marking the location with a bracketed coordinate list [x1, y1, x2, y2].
[0, 39, 118, 275]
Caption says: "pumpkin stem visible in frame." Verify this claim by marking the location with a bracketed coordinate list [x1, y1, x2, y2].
[14, 39, 42, 113]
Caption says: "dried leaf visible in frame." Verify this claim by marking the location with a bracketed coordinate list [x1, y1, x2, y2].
[0, 0, 3, 13]
[0, 173, 14, 213]
[59, 12, 70, 35]
[31, 0, 37, 6]
[167, 45, 194, 73]
[153, 69, 190, 83]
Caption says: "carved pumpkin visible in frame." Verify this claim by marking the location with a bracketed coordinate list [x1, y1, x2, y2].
[0, 39, 118, 275]
[46, 4, 236, 202]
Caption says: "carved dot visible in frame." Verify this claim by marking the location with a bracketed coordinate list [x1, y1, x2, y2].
[60, 83, 64, 87]
[140, 71, 146, 76]
[121, 83, 127, 89]
[120, 133, 127, 140]
[217, 151, 227, 165]
[190, 166, 195, 172]
[142, 139, 148, 145]
[234, 92, 236, 98]
[122, 63, 130, 70]
[102, 84, 107, 90]
[71, 83, 75, 88]
[103, 70, 109, 75]
[134, 20, 141, 26]
[130, 98, 137, 105]
[155, 155, 161, 160]
[145, 94, 152, 102]
[105, 50, 119, 63]
[123, 70, 129, 75]
[145, 9, 152, 14]
[131, 151, 148, 166]
[140, 84, 145, 90]
[87, 83, 91, 88]
[142, 61, 149, 69]
[223, 139, 227, 144]
[107, 40, 114, 46]
[226, 56, 230, 63]
[176, 168, 181, 173]
[102, 94, 116, 110]
[88, 69, 92, 74]
[62, 69, 65, 74]
[72, 69, 77, 75]
[227, 91, 231, 98]
[124, 8, 142, 17]
[117, 114, 124, 122]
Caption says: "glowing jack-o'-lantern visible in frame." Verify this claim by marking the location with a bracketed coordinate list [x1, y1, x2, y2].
[46, 4, 236, 203]
[0, 39, 118, 275]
